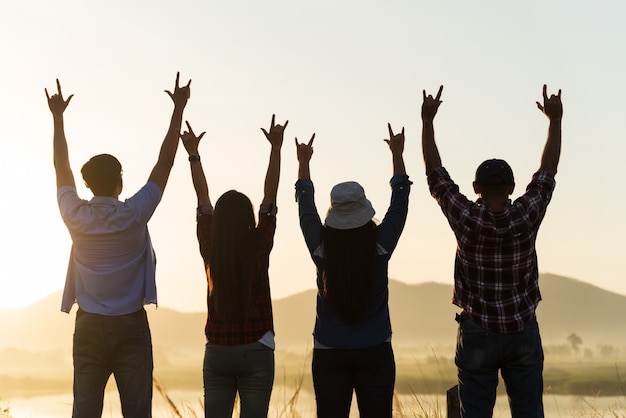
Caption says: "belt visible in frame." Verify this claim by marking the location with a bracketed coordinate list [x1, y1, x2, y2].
[455, 311, 470, 323]
[77, 308, 145, 318]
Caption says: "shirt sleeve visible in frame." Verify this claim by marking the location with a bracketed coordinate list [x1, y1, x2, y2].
[427, 167, 475, 230]
[513, 170, 556, 228]
[125, 182, 163, 224]
[57, 185, 86, 227]
[256, 204, 277, 256]
[295, 178, 323, 258]
[376, 174, 412, 253]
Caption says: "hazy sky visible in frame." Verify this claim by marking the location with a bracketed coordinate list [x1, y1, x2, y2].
[1, 0, 624, 312]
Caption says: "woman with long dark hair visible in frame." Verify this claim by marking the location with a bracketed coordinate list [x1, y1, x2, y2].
[295, 124, 411, 418]
[181, 115, 286, 418]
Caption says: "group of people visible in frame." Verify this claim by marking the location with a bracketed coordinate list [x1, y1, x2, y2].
[47, 73, 562, 418]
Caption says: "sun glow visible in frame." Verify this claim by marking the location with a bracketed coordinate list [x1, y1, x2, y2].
[0, 1, 625, 312]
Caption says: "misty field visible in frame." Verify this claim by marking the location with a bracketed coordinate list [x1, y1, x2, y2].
[2, 346, 626, 417]
[4, 277, 626, 416]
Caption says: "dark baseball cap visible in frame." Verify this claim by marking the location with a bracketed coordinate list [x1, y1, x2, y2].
[475, 159, 514, 185]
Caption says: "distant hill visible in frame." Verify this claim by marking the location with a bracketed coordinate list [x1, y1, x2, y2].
[272, 280, 459, 348]
[535, 273, 626, 345]
[1, 274, 625, 356]
[272, 273, 626, 348]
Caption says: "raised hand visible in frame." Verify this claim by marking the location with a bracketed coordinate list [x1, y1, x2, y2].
[148, 72, 191, 192]
[295, 134, 315, 163]
[45, 79, 74, 116]
[165, 72, 191, 108]
[422, 85, 444, 122]
[261, 114, 288, 148]
[536, 84, 562, 121]
[181, 121, 206, 155]
[537, 84, 563, 176]
[385, 123, 405, 155]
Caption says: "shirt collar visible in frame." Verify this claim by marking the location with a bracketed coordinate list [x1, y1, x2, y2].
[475, 197, 512, 212]
[89, 196, 120, 205]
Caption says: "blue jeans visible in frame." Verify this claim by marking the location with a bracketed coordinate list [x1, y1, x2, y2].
[455, 314, 544, 418]
[72, 309, 153, 418]
[203, 341, 275, 418]
[312, 342, 395, 418]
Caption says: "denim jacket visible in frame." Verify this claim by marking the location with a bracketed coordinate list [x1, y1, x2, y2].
[295, 174, 411, 348]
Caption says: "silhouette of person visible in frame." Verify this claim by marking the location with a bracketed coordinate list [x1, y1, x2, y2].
[295, 124, 411, 418]
[421, 85, 562, 417]
[181, 115, 286, 417]
[47, 73, 191, 418]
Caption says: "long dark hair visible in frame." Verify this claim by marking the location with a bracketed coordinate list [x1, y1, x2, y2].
[208, 190, 255, 321]
[322, 221, 377, 325]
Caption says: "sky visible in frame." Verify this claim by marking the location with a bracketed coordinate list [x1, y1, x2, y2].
[0, 0, 624, 313]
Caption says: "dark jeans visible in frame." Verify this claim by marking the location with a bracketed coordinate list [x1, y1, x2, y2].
[72, 308, 153, 418]
[455, 314, 544, 418]
[312, 342, 395, 418]
[203, 341, 275, 418]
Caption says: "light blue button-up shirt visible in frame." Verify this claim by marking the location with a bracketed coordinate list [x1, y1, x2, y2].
[57, 182, 162, 315]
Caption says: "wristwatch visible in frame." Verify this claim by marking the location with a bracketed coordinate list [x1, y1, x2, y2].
[188, 154, 200, 163]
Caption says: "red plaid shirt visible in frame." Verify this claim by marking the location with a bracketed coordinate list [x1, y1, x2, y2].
[197, 204, 276, 345]
[428, 167, 556, 333]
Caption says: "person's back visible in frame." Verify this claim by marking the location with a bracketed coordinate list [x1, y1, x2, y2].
[429, 159, 556, 333]
[304, 186, 409, 349]
[64, 200, 149, 250]
[295, 124, 411, 418]
[180, 115, 286, 418]
[58, 182, 161, 314]
[47, 74, 191, 418]
[421, 84, 562, 417]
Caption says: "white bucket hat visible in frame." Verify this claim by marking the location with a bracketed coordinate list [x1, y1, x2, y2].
[324, 181, 375, 230]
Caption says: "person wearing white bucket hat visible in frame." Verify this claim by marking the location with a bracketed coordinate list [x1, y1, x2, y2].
[295, 123, 412, 418]
[324, 181, 375, 230]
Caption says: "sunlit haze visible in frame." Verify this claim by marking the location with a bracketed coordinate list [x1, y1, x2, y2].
[1, 1, 625, 312]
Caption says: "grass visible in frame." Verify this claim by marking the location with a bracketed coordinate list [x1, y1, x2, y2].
[149, 348, 449, 418]
[4, 348, 626, 416]
[148, 349, 626, 417]
[543, 361, 626, 396]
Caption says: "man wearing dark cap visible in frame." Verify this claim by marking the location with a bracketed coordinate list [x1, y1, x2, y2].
[420, 85, 562, 417]
[46, 73, 191, 418]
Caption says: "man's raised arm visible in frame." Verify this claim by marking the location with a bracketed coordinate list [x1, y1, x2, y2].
[421, 85, 444, 176]
[536, 84, 563, 177]
[148, 72, 191, 192]
[46, 79, 76, 189]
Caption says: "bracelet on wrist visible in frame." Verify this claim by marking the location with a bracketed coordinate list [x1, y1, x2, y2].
[188, 154, 200, 163]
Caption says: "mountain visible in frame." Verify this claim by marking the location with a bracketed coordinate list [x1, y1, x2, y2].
[275, 273, 626, 348]
[535, 273, 626, 344]
[2, 273, 625, 355]
[272, 280, 459, 348]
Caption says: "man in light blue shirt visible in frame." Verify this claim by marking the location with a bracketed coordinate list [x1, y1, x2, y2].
[46, 73, 191, 418]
